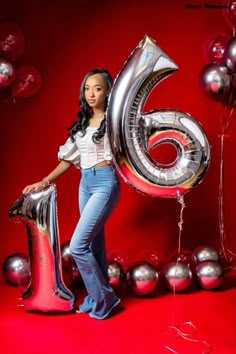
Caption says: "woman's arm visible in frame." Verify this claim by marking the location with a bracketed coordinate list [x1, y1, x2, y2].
[22, 160, 72, 194]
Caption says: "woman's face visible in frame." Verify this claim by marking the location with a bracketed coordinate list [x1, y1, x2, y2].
[84, 73, 109, 110]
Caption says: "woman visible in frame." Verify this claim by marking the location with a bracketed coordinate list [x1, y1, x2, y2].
[23, 68, 121, 319]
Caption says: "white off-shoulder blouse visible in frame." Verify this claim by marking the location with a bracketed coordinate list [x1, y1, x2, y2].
[58, 127, 113, 169]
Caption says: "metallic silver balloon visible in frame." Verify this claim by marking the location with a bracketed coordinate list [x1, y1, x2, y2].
[0, 57, 15, 88]
[199, 62, 231, 101]
[8, 184, 74, 312]
[193, 245, 220, 263]
[2, 252, 30, 286]
[195, 260, 223, 290]
[224, 36, 236, 73]
[61, 240, 83, 287]
[125, 261, 159, 296]
[163, 261, 193, 292]
[168, 248, 197, 271]
[61, 240, 74, 271]
[107, 35, 210, 198]
[108, 260, 124, 289]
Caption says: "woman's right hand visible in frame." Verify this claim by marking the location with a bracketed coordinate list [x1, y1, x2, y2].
[22, 180, 49, 194]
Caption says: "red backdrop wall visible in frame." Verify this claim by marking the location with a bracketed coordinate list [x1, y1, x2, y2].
[1, 0, 235, 279]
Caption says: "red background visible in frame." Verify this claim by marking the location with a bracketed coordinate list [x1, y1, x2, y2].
[1, 0, 236, 277]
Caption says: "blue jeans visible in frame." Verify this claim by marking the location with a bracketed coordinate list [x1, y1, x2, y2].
[69, 165, 120, 319]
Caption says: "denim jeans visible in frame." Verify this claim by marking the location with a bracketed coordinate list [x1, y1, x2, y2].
[69, 165, 120, 319]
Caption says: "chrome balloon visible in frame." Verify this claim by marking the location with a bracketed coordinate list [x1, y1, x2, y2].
[61, 240, 83, 287]
[0, 57, 15, 88]
[61, 240, 74, 271]
[195, 260, 223, 290]
[8, 184, 74, 312]
[199, 62, 231, 101]
[225, 36, 236, 73]
[2, 252, 30, 287]
[125, 261, 159, 296]
[107, 36, 210, 197]
[163, 261, 193, 292]
[193, 245, 220, 263]
[108, 260, 124, 289]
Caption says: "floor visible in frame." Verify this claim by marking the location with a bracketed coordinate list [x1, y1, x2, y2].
[0, 270, 236, 354]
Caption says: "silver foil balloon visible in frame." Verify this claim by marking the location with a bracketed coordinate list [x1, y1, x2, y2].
[193, 245, 220, 263]
[0, 57, 15, 88]
[8, 184, 74, 312]
[168, 248, 197, 271]
[199, 62, 231, 101]
[108, 260, 124, 289]
[125, 261, 159, 296]
[163, 261, 193, 292]
[224, 36, 236, 73]
[195, 260, 223, 290]
[2, 252, 30, 286]
[61, 240, 74, 271]
[61, 240, 83, 287]
[106, 35, 210, 198]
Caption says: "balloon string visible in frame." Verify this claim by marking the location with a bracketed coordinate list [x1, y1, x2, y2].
[164, 197, 212, 353]
[169, 194, 186, 324]
[164, 321, 212, 353]
[218, 104, 236, 270]
[177, 195, 185, 254]
[218, 130, 227, 260]
[223, 87, 236, 133]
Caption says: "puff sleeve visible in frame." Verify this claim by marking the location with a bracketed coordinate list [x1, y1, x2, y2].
[58, 137, 80, 169]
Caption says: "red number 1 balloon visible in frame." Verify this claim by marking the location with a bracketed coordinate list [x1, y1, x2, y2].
[8, 184, 74, 312]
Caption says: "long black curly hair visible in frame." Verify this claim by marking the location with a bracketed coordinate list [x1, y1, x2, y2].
[68, 68, 113, 143]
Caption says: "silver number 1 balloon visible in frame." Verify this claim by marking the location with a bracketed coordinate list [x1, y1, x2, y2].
[8, 184, 74, 312]
[106, 35, 210, 197]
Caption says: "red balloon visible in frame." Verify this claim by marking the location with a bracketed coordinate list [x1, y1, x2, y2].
[12, 66, 42, 99]
[0, 57, 16, 88]
[0, 23, 25, 61]
[223, 0, 236, 29]
[207, 33, 231, 64]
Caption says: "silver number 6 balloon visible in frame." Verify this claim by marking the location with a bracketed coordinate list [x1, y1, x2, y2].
[106, 36, 210, 198]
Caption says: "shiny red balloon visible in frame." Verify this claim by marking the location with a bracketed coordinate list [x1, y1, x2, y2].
[223, 0, 236, 29]
[0, 58, 16, 88]
[207, 33, 231, 64]
[0, 23, 25, 61]
[12, 66, 42, 98]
